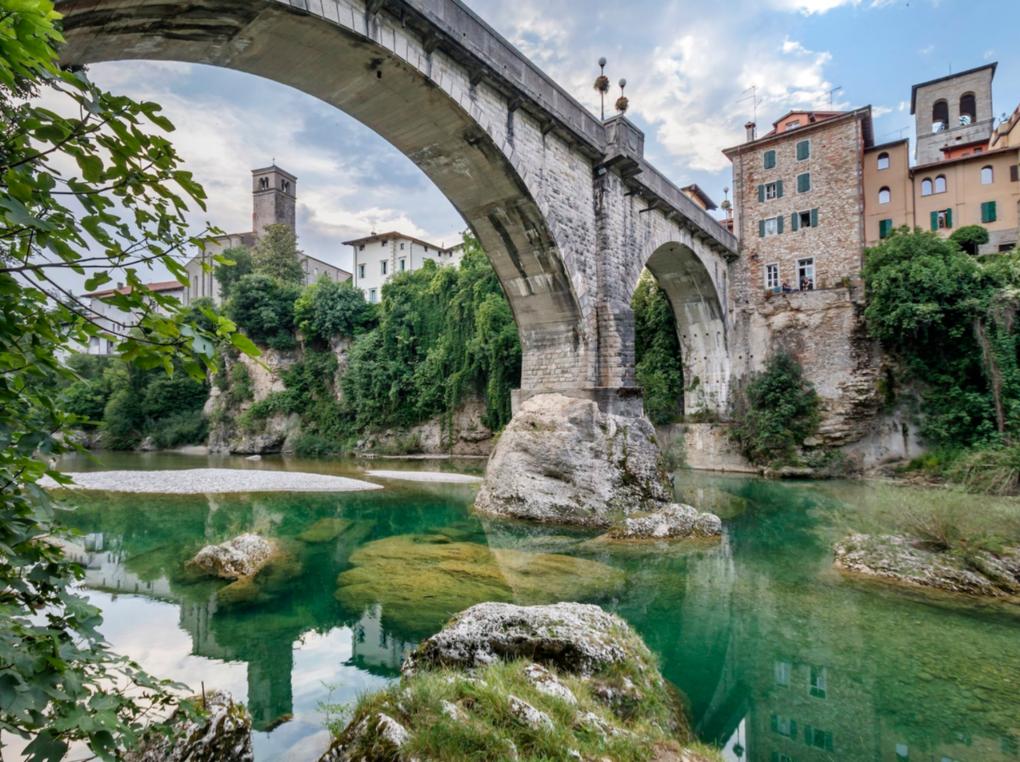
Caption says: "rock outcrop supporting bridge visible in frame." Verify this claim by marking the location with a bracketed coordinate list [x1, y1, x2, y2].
[57, 0, 738, 522]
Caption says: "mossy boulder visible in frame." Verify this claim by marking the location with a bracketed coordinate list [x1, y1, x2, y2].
[320, 603, 718, 762]
[335, 535, 626, 637]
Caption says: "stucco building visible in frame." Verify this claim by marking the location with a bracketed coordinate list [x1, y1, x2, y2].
[80, 280, 187, 355]
[184, 165, 350, 305]
[345, 231, 463, 303]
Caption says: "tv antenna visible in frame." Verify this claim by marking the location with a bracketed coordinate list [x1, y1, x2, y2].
[828, 86, 843, 106]
[737, 85, 760, 123]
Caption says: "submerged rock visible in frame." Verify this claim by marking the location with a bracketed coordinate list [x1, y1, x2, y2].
[124, 690, 253, 762]
[320, 602, 693, 762]
[475, 393, 670, 528]
[190, 534, 276, 580]
[833, 533, 1020, 600]
[336, 535, 625, 637]
[604, 503, 722, 541]
[297, 517, 354, 544]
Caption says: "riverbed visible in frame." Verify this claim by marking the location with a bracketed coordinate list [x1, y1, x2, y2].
[45, 451, 1020, 761]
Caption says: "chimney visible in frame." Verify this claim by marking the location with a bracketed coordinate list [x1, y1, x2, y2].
[745, 121, 757, 142]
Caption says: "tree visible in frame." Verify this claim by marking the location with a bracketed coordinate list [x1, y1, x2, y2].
[251, 223, 304, 284]
[0, 3, 257, 758]
[227, 273, 300, 349]
[731, 352, 821, 466]
[632, 271, 684, 425]
[950, 224, 990, 256]
[294, 276, 375, 344]
[213, 245, 253, 300]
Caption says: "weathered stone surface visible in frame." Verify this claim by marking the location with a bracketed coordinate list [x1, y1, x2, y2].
[190, 534, 276, 580]
[508, 695, 554, 730]
[357, 398, 495, 457]
[124, 690, 253, 762]
[403, 602, 652, 678]
[605, 503, 722, 541]
[833, 533, 1020, 600]
[475, 394, 671, 527]
[523, 663, 577, 705]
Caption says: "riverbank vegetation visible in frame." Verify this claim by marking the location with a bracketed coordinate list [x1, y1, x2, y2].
[0, 2, 254, 756]
[863, 228, 1020, 494]
[632, 272, 685, 425]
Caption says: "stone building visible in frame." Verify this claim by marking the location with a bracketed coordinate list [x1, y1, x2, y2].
[345, 231, 463, 303]
[184, 165, 350, 305]
[864, 65, 1020, 253]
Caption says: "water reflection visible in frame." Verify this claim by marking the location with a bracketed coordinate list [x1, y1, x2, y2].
[56, 461, 1020, 762]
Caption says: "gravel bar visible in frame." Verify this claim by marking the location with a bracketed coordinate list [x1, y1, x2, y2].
[363, 469, 483, 484]
[43, 468, 384, 494]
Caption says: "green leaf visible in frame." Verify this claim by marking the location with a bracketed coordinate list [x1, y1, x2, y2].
[230, 332, 261, 357]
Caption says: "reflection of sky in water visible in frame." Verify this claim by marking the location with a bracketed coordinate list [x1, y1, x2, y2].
[42, 454, 1020, 762]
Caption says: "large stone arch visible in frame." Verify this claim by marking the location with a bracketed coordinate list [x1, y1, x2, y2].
[637, 241, 730, 417]
[55, 0, 591, 393]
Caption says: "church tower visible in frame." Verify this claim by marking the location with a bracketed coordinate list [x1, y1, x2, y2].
[251, 165, 297, 237]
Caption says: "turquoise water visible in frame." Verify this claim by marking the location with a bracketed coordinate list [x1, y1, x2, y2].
[54, 453, 1020, 761]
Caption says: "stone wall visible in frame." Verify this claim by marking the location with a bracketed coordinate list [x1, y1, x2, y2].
[656, 423, 755, 474]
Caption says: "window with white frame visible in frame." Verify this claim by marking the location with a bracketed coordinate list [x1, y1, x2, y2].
[877, 152, 890, 170]
[381, 260, 388, 275]
[358, 264, 365, 280]
[765, 181, 779, 200]
[765, 263, 780, 290]
[369, 288, 377, 303]
[399, 258, 407, 272]
[763, 217, 779, 236]
[798, 258, 815, 290]
[878, 186, 891, 205]
[981, 165, 994, 185]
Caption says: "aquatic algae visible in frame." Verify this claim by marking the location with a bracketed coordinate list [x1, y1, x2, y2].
[297, 517, 355, 543]
[335, 535, 626, 637]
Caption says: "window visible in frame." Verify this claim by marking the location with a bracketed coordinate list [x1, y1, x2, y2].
[258, 177, 269, 190]
[960, 92, 976, 125]
[981, 165, 994, 185]
[1011, 164, 1019, 183]
[359, 244, 365, 251]
[792, 208, 818, 231]
[759, 216, 783, 237]
[931, 209, 953, 230]
[766, 263, 780, 290]
[786, 119, 801, 129]
[921, 178, 933, 196]
[759, 181, 783, 201]
[368, 288, 377, 303]
[932, 99, 948, 132]
[798, 258, 815, 290]
[934, 175, 947, 194]
[797, 172, 811, 193]
[381, 260, 388, 275]
[770, 715, 797, 739]
[981, 200, 997, 223]
[763, 149, 776, 169]
[809, 666, 827, 698]
[879, 219, 893, 239]
[400, 242, 405, 250]
[804, 726, 834, 751]
[773, 661, 791, 686]
[281, 179, 290, 193]
[877, 152, 890, 170]
[796, 139, 810, 161]
[399, 257, 407, 272]
[878, 186, 891, 205]
[358, 264, 365, 279]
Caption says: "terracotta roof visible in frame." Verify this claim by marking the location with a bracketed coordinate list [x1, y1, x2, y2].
[909, 145, 1016, 173]
[723, 106, 874, 156]
[83, 280, 184, 298]
[343, 230, 452, 251]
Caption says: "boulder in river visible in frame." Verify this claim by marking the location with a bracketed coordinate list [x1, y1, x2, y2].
[602, 503, 722, 541]
[833, 532, 1020, 600]
[320, 602, 703, 762]
[189, 534, 276, 580]
[124, 690, 253, 762]
[475, 393, 671, 528]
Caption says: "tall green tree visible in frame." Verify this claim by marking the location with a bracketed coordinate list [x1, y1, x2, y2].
[631, 271, 684, 424]
[294, 276, 375, 345]
[0, 3, 256, 758]
[213, 245, 253, 300]
[251, 223, 303, 284]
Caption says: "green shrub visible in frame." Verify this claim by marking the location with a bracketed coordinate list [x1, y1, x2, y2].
[949, 224, 989, 256]
[731, 352, 821, 466]
[141, 374, 208, 420]
[294, 277, 375, 344]
[632, 271, 684, 425]
[214, 246, 254, 300]
[101, 388, 145, 449]
[226, 273, 300, 348]
[946, 444, 1020, 496]
[150, 410, 208, 449]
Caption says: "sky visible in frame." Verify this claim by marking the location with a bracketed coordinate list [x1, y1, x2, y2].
[85, 0, 1020, 277]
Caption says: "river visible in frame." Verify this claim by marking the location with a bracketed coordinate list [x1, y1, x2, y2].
[50, 451, 1020, 761]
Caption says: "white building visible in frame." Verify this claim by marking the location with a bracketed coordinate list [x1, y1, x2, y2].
[185, 165, 351, 305]
[345, 231, 464, 303]
[80, 280, 186, 355]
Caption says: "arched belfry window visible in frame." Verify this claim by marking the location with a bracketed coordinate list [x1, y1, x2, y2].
[960, 92, 976, 126]
[932, 100, 949, 133]
[259, 177, 269, 190]
[877, 152, 890, 170]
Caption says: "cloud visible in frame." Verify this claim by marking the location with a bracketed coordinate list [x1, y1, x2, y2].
[872, 105, 893, 118]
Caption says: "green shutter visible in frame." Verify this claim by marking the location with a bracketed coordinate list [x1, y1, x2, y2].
[810, 208, 819, 228]
[879, 219, 892, 239]
[791, 213, 799, 231]
[776, 215, 784, 234]
[930, 211, 939, 231]
[764, 150, 776, 169]
[776, 179, 784, 198]
[758, 184, 765, 202]
[946, 208, 953, 228]
[798, 173, 811, 193]
[759, 219, 765, 237]
[982, 201, 997, 223]
[797, 140, 810, 160]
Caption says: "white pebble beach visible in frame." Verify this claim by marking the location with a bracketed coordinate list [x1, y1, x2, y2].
[41, 468, 384, 494]
[363, 469, 483, 484]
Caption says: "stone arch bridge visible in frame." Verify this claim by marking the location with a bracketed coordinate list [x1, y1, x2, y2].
[57, 0, 739, 521]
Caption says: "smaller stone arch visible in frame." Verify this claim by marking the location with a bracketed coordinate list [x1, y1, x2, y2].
[639, 242, 730, 417]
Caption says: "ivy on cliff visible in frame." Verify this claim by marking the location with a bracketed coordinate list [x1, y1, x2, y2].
[631, 271, 685, 425]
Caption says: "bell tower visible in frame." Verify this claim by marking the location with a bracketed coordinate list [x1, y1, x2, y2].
[251, 165, 297, 237]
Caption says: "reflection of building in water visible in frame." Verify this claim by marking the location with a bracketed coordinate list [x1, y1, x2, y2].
[72, 533, 176, 600]
[349, 604, 415, 675]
